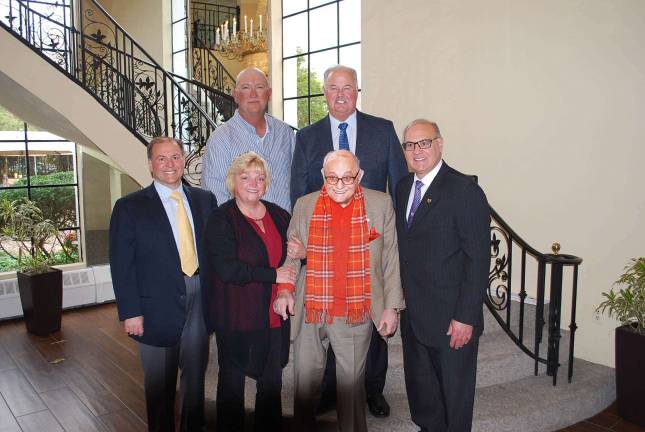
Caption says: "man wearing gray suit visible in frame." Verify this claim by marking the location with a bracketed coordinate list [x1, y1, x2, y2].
[275, 150, 404, 431]
[290, 65, 408, 416]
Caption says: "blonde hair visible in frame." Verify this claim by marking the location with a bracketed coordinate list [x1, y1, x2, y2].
[225, 151, 272, 196]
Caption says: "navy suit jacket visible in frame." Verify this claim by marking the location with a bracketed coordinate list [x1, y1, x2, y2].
[290, 111, 408, 207]
[395, 162, 491, 347]
[109, 183, 218, 347]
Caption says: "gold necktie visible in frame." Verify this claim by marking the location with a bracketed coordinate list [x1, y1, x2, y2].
[170, 191, 198, 276]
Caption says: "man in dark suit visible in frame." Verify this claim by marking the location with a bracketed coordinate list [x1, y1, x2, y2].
[109, 137, 218, 432]
[290, 65, 408, 417]
[396, 119, 490, 432]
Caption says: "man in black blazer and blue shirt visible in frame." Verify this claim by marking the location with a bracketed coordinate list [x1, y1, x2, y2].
[396, 119, 490, 432]
[290, 65, 408, 417]
[109, 137, 218, 432]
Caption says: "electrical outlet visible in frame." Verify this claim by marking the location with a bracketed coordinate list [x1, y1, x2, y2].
[592, 309, 602, 324]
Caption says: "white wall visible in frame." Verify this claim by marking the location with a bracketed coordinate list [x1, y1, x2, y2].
[362, 0, 645, 367]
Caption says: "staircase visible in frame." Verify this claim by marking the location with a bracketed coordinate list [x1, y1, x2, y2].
[0, 0, 237, 186]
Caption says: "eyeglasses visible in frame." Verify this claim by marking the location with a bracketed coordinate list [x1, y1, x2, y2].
[401, 137, 440, 151]
[324, 172, 360, 185]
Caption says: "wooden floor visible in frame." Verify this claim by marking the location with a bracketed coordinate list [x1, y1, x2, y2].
[0, 303, 642, 432]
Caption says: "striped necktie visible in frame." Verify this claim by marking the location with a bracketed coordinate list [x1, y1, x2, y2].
[407, 180, 424, 230]
[338, 122, 349, 151]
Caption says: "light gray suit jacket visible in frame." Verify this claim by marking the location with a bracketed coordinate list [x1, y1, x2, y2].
[286, 187, 405, 340]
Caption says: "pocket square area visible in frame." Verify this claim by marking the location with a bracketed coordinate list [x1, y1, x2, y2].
[368, 226, 381, 241]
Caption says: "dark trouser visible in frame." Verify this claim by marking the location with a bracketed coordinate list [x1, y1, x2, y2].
[321, 322, 388, 400]
[215, 328, 283, 432]
[139, 275, 208, 432]
[401, 313, 479, 432]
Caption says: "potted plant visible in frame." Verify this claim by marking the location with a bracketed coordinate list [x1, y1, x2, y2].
[0, 198, 63, 336]
[596, 257, 645, 426]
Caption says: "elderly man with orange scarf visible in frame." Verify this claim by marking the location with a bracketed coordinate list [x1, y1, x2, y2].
[274, 149, 404, 432]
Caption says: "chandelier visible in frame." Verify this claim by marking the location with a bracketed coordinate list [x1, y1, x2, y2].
[214, 15, 267, 61]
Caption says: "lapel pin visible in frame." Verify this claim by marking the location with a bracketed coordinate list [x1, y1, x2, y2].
[426, 198, 432, 204]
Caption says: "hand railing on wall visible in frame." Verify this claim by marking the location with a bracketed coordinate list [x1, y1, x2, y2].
[0, 0, 236, 185]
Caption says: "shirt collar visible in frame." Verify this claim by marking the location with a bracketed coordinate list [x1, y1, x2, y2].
[414, 159, 443, 186]
[329, 111, 357, 131]
[154, 180, 184, 201]
[234, 109, 271, 137]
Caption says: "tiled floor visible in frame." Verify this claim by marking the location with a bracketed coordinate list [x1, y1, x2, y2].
[560, 402, 645, 432]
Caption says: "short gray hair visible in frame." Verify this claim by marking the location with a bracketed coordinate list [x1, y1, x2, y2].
[402, 119, 441, 142]
[322, 150, 360, 171]
[147, 137, 184, 160]
[323, 65, 358, 88]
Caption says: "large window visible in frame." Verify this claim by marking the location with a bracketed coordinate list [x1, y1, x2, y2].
[0, 106, 81, 273]
[282, 0, 361, 129]
[172, 0, 188, 77]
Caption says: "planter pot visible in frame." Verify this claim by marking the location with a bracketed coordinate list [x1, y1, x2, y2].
[17, 267, 63, 336]
[615, 324, 645, 427]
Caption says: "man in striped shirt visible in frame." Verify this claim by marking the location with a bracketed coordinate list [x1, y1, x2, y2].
[201, 67, 295, 211]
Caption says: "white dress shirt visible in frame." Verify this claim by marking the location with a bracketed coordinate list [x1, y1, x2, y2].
[406, 160, 444, 219]
[154, 181, 197, 254]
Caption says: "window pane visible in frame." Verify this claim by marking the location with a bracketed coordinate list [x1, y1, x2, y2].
[339, 44, 361, 88]
[172, 0, 186, 21]
[173, 51, 187, 77]
[283, 0, 307, 16]
[310, 48, 337, 93]
[283, 55, 309, 99]
[31, 185, 79, 230]
[283, 99, 300, 129]
[309, 95, 328, 124]
[173, 20, 186, 52]
[339, 0, 361, 45]
[310, 0, 333, 7]
[310, 4, 337, 52]
[0, 144, 27, 183]
[283, 13, 308, 57]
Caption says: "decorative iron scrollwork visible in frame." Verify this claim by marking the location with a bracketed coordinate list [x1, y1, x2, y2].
[489, 225, 510, 310]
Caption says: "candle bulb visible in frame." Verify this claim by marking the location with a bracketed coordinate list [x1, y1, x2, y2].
[250, 18, 253, 38]
[244, 15, 248, 33]
[215, 28, 220, 45]
[233, 17, 236, 37]
[259, 15, 263, 34]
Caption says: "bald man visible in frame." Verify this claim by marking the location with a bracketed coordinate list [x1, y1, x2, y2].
[202, 67, 294, 211]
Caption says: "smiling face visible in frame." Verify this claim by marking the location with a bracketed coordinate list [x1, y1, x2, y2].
[232, 68, 271, 119]
[403, 122, 443, 179]
[233, 164, 267, 206]
[323, 68, 358, 121]
[322, 152, 363, 207]
[148, 139, 185, 189]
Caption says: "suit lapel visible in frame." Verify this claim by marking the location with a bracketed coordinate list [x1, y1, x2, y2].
[407, 162, 449, 231]
[355, 110, 368, 159]
[396, 174, 414, 229]
[145, 184, 182, 267]
[319, 115, 334, 153]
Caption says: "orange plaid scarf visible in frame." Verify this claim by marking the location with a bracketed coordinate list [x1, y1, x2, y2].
[305, 185, 371, 324]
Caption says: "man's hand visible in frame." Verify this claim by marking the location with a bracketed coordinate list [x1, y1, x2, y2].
[273, 289, 295, 321]
[287, 235, 306, 260]
[275, 265, 296, 284]
[446, 319, 473, 349]
[377, 308, 398, 337]
[124, 316, 144, 336]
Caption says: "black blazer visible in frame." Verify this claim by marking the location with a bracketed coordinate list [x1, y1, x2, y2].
[395, 162, 490, 347]
[109, 183, 218, 347]
[290, 110, 408, 207]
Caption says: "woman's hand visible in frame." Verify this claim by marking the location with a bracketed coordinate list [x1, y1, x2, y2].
[273, 289, 295, 320]
[287, 235, 306, 260]
[276, 265, 296, 284]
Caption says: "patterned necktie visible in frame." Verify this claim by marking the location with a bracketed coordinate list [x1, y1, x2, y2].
[338, 122, 350, 151]
[407, 180, 424, 230]
[170, 191, 198, 276]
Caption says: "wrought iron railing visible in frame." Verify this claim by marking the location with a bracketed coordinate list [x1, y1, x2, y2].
[191, 33, 236, 94]
[487, 206, 582, 385]
[0, 0, 236, 185]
